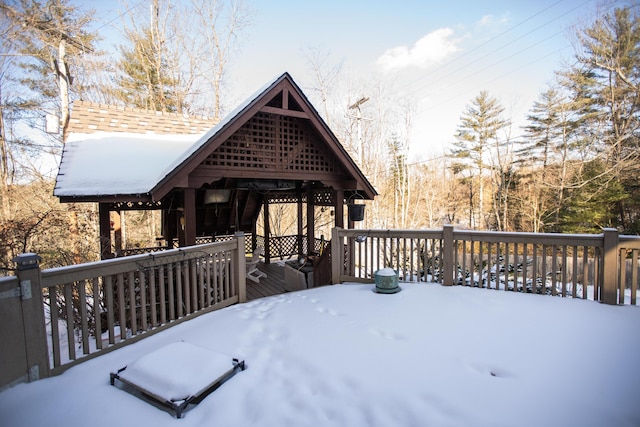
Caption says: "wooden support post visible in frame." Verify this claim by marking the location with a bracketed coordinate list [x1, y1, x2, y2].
[13, 254, 49, 383]
[183, 188, 196, 247]
[98, 203, 112, 259]
[264, 198, 271, 264]
[442, 224, 455, 286]
[601, 228, 618, 305]
[112, 211, 122, 256]
[334, 189, 344, 228]
[331, 227, 342, 284]
[297, 189, 304, 256]
[307, 185, 315, 255]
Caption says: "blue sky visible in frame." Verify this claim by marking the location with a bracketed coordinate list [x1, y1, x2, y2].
[82, 0, 629, 159]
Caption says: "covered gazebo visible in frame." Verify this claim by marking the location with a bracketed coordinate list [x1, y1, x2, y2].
[54, 72, 377, 264]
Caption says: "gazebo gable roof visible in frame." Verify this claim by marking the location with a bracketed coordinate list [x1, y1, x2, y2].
[150, 72, 377, 200]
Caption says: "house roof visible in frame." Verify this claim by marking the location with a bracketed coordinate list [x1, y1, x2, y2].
[55, 72, 377, 202]
[66, 101, 217, 135]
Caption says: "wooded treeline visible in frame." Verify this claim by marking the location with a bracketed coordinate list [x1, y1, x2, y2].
[0, 0, 638, 273]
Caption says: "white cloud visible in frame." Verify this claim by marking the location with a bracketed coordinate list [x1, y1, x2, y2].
[477, 13, 510, 28]
[376, 28, 460, 72]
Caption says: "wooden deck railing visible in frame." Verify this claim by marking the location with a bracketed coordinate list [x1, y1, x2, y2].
[3, 227, 638, 391]
[331, 226, 640, 306]
[0, 234, 247, 390]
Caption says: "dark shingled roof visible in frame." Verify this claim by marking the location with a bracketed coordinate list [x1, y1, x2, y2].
[67, 101, 218, 135]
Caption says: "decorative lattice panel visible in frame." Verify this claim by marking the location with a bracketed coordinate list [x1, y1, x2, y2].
[108, 201, 165, 211]
[267, 192, 300, 204]
[313, 190, 335, 205]
[279, 116, 338, 173]
[265, 190, 335, 205]
[203, 113, 277, 169]
[201, 113, 345, 177]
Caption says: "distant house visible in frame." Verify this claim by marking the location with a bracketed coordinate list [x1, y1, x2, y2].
[54, 72, 377, 261]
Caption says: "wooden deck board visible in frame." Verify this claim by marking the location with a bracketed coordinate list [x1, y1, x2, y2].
[246, 261, 288, 301]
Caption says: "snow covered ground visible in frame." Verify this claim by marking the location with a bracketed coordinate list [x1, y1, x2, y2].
[1, 282, 639, 427]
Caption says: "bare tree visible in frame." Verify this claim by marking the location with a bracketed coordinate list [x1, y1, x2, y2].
[189, 0, 252, 120]
[303, 45, 343, 127]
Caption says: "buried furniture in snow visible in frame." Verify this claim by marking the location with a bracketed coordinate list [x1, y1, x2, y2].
[110, 341, 245, 418]
[246, 250, 267, 283]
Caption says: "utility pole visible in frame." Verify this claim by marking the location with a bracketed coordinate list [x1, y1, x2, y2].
[348, 96, 369, 166]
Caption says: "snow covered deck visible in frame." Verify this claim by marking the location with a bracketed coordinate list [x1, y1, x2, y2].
[2, 282, 639, 426]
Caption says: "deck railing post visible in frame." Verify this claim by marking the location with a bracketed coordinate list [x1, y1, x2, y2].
[234, 233, 247, 303]
[442, 225, 455, 286]
[331, 227, 342, 284]
[601, 228, 619, 305]
[12, 253, 50, 382]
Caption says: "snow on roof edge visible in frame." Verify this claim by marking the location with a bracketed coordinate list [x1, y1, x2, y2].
[152, 73, 288, 189]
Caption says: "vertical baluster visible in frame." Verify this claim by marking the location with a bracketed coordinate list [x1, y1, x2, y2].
[149, 268, 157, 327]
[176, 262, 184, 318]
[551, 246, 558, 296]
[198, 257, 205, 309]
[412, 237, 417, 281]
[486, 242, 492, 289]
[213, 252, 221, 302]
[504, 242, 510, 291]
[139, 270, 147, 332]
[541, 245, 548, 295]
[572, 246, 578, 299]
[92, 277, 102, 350]
[104, 275, 115, 345]
[168, 264, 175, 320]
[593, 248, 602, 301]
[64, 283, 75, 360]
[619, 249, 627, 305]
[495, 243, 501, 291]
[50, 285, 61, 367]
[513, 243, 519, 292]
[224, 250, 231, 298]
[190, 258, 198, 311]
[631, 249, 638, 306]
[127, 271, 137, 335]
[468, 239, 476, 286]
[478, 241, 484, 289]
[531, 244, 538, 294]
[117, 273, 126, 340]
[159, 265, 167, 323]
[182, 260, 190, 315]
[205, 255, 212, 307]
[560, 246, 568, 297]
[78, 279, 89, 354]
[523, 243, 530, 293]
[582, 247, 589, 299]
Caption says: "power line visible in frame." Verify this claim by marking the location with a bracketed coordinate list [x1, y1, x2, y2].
[396, 0, 571, 94]
[416, 2, 591, 97]
[405, 0, 595, 99]
[89, 1, 147, 33]
[416, 42, 572, 116]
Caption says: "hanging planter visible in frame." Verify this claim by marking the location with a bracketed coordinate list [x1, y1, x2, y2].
[347, 192, 365, 222]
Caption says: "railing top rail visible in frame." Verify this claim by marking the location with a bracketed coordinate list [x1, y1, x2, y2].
[335, 227, 623, 247]
[452, 229, 605, 246]
[0, 275, 19, 287]
[619, 235, 640, 249]
[42, 239, 238, 288]
[337, 229, 445, 239]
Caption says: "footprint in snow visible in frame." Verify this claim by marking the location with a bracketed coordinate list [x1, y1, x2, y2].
[368, 328, 404, 340]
